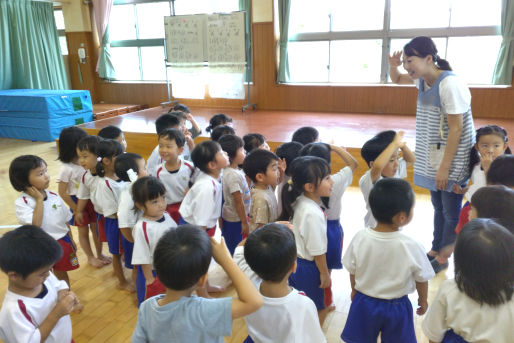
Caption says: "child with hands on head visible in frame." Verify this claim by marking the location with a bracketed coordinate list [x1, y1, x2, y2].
[172, 103, 202, 139]
[205, 113, 233, 134]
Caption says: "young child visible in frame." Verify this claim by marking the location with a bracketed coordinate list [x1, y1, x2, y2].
[0, 225, 82, 343]
[211, 125, 235, 142]
[57, 127, 106, 268]
[486, 154, 514, 187]
[291, 126, 319, 145]
[155, 128, 196, 224]
[97, 125, 127, 152]
[243, 149, 281, 233]
[131, 176, 177, 306]
[205, 113, 233, 134]
[167, 110, 195, 161]
[359, 130, 415, 229]
[173, 103, 202, 138]
[131, 225, 263, 342]
[280, 156, 334, 325]
[243, 133, 270, 152]
[10, 155, 80, 286]
[422, 218, 513, 343]
[342, 178, 434, 343]
[219, 134, 251, 255]
[147, 113, 182, 176]
[236, 223, 327, 343]
[469, 185, 514, 233]
[275, 141, 304, 216]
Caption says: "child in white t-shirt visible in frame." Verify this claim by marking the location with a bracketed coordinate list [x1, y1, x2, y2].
[275, 142, 304, 217]
[147, 114, 183, 176]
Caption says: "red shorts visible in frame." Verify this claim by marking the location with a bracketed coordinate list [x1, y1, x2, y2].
[146, 277, 166, 300]
[207, 225, 216, 237]
[53, 236, 80, 271]
[70, 197, 96, 226]
[165, 202, 181, 224]
[97, 215, 107, 242]
[455, 202, 471, 234]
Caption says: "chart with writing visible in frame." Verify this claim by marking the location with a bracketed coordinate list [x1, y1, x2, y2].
[206, 12, 245, 65]
[164, 14, 206, 64]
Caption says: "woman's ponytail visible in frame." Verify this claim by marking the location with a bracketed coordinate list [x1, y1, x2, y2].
[435, 55, 452, 71]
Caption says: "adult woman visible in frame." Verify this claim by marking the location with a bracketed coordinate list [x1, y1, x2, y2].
[389, 36, 475, 273]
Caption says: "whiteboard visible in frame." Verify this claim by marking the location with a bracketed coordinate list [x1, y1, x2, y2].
[207, 12, 246, 65]
[164, 14, 207, 64]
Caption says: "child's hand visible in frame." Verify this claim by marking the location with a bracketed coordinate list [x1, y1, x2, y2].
[388, 51, 403, 67]
[74, 211, 84, 226]
[480, 151, 494, 173]
[53, 292, 78, 317]
[241, 221, 249, 236]
[416, 299, 428, 315]
[452, 183, 468, 194]
[25, 186, 43, 201]
[185, 134, 194, 149]
[319, 272, 331, 289]
[393, 131, 405, 147]
[146, 277, 155, 286]
[351, 289, 357, 301]
[278, 158, 286, 175]
[185, 112, 194, 123]
[211, 237, 232, 265]
[237, 238, 247, 247]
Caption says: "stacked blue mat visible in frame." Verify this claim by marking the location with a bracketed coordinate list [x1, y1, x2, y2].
[0, 89, 93, 142]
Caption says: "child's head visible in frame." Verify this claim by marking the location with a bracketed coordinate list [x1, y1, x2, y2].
[191, 140, 229, 174]
[291, 126, 319, 146]
[300, 142, 331, 165]
[369, 178, 415, 226]
[361, 130, 399, 177]
[158, 128, 186, 164]
[455, 218, 513, 306]
[154, 225, 212, 291]
[486, 154, 514, 187]
[0, 225, 62, 286]
[469, 185, 514, 233]
[210, 125, 235, 142]
[77, 135, 102, 171]
[95, 139, 124, 177]
[243, 149, 280, 185]
[114, 152, 147, 182]
[9, 155, 48, 192]
[155, 113, 181, 134]
[403, 36, 452, 71]
[132, 176, 167, 218]
[218, 134, 245, 166]
[206, 113, 233, 133]
[98, 125, 127, 152]
[243, 133, 269, 152]
[244, 223, 297, 283]
[173, 103, 190, 114]
[469, 125, 510, 174]
[58, 126, 87, 163]
[279, 156, 332, 220]
[275, 141, 303, 176]
[168, 111, 188, 133]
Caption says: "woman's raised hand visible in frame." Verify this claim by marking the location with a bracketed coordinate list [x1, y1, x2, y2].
[388, 51, 403, 67]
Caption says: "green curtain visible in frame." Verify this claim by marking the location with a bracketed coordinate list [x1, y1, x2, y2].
[0, 0, 68, 90]
[239, 0, 252, 82]
[492, 0, 514, 85]
[97, 24, 115, 80]
[277, 0, 291, 83]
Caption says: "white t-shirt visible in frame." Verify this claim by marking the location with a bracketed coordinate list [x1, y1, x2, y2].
[422, 279, 514, 343]
[179, 172, 222, 228]
[325, 166, 353, 220]
[222, 167, 251, 222]
[275, 176, 289, 218]
[415, 75, 471, 115]
[76, 170, 101, 213]
[156, 160, 196, 205]
[147, 145, 162, 177]
[465, 164, 486, 202]
[94, 177, 126, 217]
[131, 213, 177, 266]
[291, 194, 327, 261]
[0, 273, 72, 343]
[56, 162, 85, 196]
[359, 158, 407, 228]
[233, 246, 263, 288]
[15, 191, 71, 240]
[117, 183, 142, 229]
[342, 228, 434, 299]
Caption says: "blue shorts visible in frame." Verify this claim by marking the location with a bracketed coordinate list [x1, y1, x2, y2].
[243, 336, 254, 343]
[289, 258, 326, 310]
[122, 238, 134, 269]
[326, 219, 343, 269]
[442, 329, 469, 343]
[104, 217, 122, 255]
[341, 292, 416, 343]
[221, 219, 243, 256]
[136, 266, 156, 307]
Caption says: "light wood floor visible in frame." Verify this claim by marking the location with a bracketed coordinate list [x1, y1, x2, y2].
[0, 137, 452, 343]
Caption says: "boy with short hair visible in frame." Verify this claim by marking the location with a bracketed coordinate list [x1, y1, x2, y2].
[132, 225, 263, 343]
[235, 223, 326, 343]
[291, 126, 319, 146]
[341, 178, 434, 343]
[243, 149, 281, 232]
[0, 225, 83, 343]
[98, 125, 127, 152]
[147, 114, 182, 176]
[359, 130, 415, 228]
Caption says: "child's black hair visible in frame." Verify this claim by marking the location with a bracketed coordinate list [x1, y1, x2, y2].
[155, 113, 181, 134]
[361, 130, 396, 167]
[206, 113, 232, 133]
[168, 110, 186, 123]
[98, 125, 123, 140]
[173, 103, 190, 114]
[154, 225, 212, 290]
[95, 139, 124, 177]
[9, 155, 47, 192]
[0, 225, 62, 278]
[210, 125, 235, 142]
[470, 185, 514, 234]
[158, 128, 186, 148]
[455, 218, 513, 306]
[114, 153, 144, 182]
[300, 142, 331, 165]
[279, 156, 331, 220]
[403, 36, 452, 71]
[369, 178, 414, 225]
[291, 126, 319, 146]
[469, 125, 511, 175]
[218, 134, 243, 162]
[191, 140, 222, 174]
[131, 176, 166, 210]
[58, 126, 87, 163]
[242, 149, 279, 183]
[244, 223, 297, 282]
[77, 135, 102, 154]
[275, 141, 303, 176]
[243, 133, 266, 153]
[486, 154, 514, 187]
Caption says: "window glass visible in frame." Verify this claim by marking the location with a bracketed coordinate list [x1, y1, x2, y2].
[390, 0, 451, 29]
[54, 9, 65, 30]
[141, 46, 166, 80]
[330, 40, 382, 83]
[136, 2, 170, 39]
[289, 0, 330, 35]
[111, 47, 140, 80]
[288, 41, 329, 82]
[59, 36, 68, 55]
[450, 0, 501, 27]
[331, 0, 385, 31]
[110, 4, 137, 40]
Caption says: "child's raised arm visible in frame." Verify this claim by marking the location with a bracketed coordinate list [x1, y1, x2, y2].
[370, 131, 404, 183]
[330, 145, 358, 172]
[38, 292, 80, 342]
[25, 186, 44, 227]
[211, 237, 263, 319]
[399, 141, 416, 167]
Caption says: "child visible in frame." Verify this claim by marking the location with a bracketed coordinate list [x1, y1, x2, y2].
[280, 156, 334, 325]
[211, 125, 235, 142]
[486, 154, 514, 187]
[131, 225, 263, 342]
[469, 185, 514, 233]
[422, 218, 513, 343]
[237, 223, 326, 343]
[9, 155, 80, 286]
[291, 126, 319, 145]
[342, 178, 434, 343]
[205, 113, 233, 133]
[168, 110, 195, 161]
[243, 149, 280, 233]
[131, 176, 177, 306]
[173, 103, 202, 138]
[97, 125, 127, 152]
[0, 225, 82, 343]
[243, 133, 270, 152]
[147, 113, 182, 176]
[275, 141, 303, 216]
[219, 134, 251, 255]
[57, 127, 106, 268]
[359, 130, 415, 229]
[155, 128, 196, 224]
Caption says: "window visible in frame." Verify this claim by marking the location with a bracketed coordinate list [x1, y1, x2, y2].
[110, 0, 239, 81]
[54, 9, 68, 55]
[287, 0, 502, 84]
